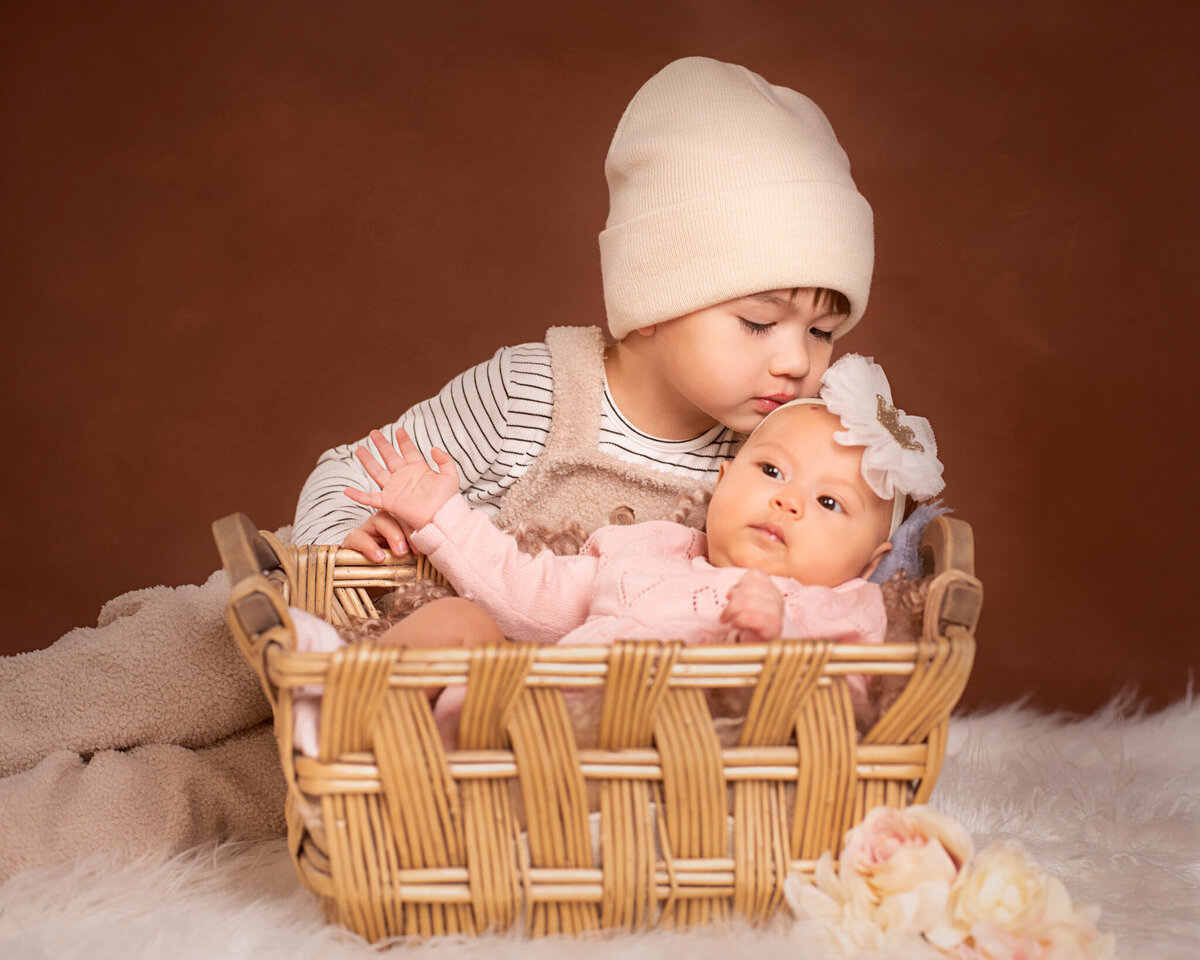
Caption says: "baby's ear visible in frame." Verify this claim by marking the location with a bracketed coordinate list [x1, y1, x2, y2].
[716, 460, 729, 483]
[858, 541, 892, 581]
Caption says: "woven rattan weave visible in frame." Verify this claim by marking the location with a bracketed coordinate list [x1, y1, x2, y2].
[214, 513, 980, 941]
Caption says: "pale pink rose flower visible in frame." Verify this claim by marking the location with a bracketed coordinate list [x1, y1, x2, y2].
[784, 861, 943, 956]
[785, 805, 974, 953]
[838, 805, 974, 929]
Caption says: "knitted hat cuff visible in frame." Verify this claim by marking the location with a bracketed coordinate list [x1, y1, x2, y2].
[601, 177, 873, 340]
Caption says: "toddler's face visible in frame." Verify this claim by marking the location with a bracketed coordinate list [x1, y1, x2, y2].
[638, 289, 845, 435]
[705, 405, 893, 586]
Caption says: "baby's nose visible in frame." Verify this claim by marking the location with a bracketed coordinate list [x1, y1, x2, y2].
[770, 493, 802, 517]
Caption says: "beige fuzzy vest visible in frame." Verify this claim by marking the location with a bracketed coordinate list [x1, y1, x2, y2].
[496, 326, 713, 536]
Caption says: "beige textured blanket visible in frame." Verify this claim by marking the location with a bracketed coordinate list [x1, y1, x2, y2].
[0, 567, 287, 879]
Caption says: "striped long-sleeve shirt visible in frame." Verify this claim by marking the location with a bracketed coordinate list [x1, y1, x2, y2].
[292, 339, 744, 546]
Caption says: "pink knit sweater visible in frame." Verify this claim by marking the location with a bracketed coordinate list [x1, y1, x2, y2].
[412, 496, 886, 726]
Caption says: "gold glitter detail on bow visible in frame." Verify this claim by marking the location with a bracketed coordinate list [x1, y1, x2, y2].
[876, 394, 925, 451]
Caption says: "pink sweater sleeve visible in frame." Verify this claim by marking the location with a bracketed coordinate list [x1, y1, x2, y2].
[409, 495, 599, 644]
[778, 578, 886, 647]
[777, 578, 886, 706]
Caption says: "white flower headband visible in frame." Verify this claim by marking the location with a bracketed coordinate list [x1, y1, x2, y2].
[820, 353, 944, 502]
[758, 353, 944, 535]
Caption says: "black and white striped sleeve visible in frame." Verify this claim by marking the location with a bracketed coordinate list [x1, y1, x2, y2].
[291, 342, 553, 545]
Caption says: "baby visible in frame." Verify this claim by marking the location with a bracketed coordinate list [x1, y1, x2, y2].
[292, 354, 943, 753]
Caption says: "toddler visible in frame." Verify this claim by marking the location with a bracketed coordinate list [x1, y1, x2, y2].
[293, 354, 943, 752]
[293, 55, 875, 558]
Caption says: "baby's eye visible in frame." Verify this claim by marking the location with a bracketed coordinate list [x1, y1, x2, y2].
[740, 318, 774, 336]
[809, 327, 835, 344]
[816, 495, 843, 512]
[759, 462, 782, 479]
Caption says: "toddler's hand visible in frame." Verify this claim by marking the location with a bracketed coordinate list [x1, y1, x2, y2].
[720, 569, 784, 644]
[344, 428, 460, 532]
[342, 510, 409, 562]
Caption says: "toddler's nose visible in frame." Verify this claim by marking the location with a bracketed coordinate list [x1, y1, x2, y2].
[768, 333, 810, 381]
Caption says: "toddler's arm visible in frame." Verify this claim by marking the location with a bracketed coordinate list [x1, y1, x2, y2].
[292, 343, 549, 551]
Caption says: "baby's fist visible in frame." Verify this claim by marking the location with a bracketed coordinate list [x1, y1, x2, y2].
[720, 569, 784, 644]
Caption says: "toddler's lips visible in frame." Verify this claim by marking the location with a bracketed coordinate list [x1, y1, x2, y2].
[751, 394, 797, 413]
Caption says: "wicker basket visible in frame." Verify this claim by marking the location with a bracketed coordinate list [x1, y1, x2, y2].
[213, 513, 980, 941]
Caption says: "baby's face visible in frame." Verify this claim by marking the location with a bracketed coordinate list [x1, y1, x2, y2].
[705, 405, 893, 586]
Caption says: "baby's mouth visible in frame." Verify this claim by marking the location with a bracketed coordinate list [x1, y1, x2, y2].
[751, 522, 785, 544]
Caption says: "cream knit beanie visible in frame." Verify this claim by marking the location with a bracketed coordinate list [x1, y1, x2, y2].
[600, 57, 874, 341]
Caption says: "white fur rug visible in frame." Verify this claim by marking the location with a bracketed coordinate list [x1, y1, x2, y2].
[1, 698, 1196, 960]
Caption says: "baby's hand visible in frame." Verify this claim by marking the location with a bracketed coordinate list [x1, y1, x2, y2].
[720, 569, 784, 644]
[344, 428, 460, 532]
[342, 510, 410, 562]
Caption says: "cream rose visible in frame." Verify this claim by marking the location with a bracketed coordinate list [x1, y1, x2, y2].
[938, 842, 1116, 960]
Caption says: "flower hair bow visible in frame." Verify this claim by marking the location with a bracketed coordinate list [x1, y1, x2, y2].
[819, 353, 944, 502]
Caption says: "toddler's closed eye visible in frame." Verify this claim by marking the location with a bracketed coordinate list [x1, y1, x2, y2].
[739, 318, 774, 336]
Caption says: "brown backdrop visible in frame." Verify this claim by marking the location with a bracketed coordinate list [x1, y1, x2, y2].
[3, 1, 1197, 713]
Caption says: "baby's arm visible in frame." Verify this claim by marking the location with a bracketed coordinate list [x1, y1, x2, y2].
[409, 497, 600, 644]
[345, 429, 600, 643]
[777, 579, 887, 647]
[720, 570, 785, 644]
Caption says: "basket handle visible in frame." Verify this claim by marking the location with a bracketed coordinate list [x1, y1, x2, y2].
[212, 512, 289, 638]
[919, 516, 983, 636]
[212, 512, 282, 584]
[919, 515, 974, 578]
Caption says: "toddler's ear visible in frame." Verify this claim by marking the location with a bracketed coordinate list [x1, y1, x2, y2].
[716, 460, 730, 483]
[858, 541, 892, 581]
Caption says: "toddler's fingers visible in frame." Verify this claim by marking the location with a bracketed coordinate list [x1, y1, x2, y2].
[343, 527, 387, 562]
[373, 511, 410, 556]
